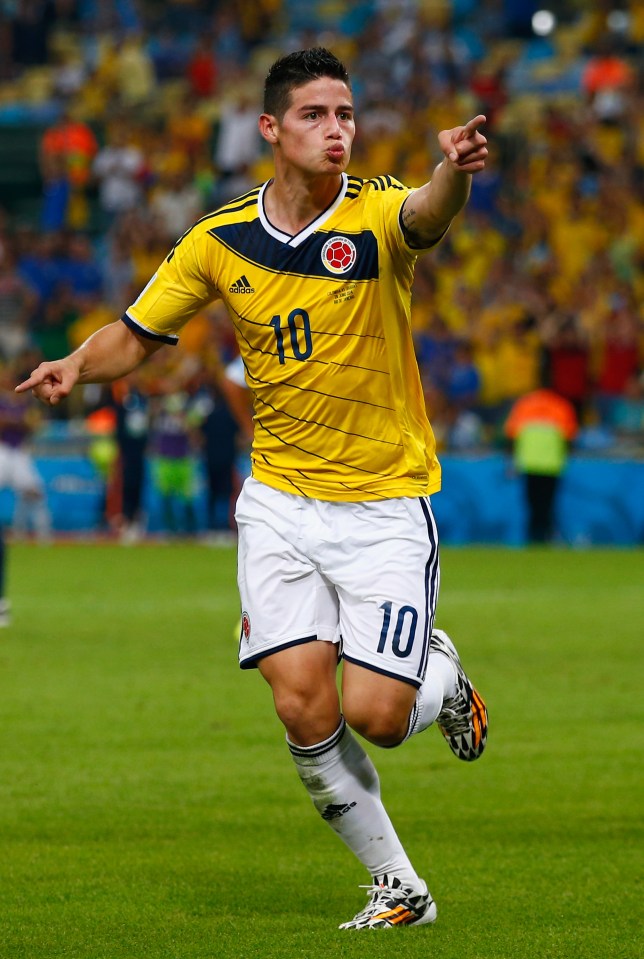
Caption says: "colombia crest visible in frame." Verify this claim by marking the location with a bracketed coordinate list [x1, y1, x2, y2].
[321, 236, 357, 275]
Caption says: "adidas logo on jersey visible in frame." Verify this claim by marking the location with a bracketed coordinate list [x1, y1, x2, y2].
[229, 275, 255, 294]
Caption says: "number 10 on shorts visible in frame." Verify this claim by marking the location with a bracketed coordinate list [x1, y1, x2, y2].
[377, 601, 418, 658]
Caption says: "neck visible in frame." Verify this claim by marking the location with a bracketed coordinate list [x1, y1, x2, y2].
[264, 170, 343, 235]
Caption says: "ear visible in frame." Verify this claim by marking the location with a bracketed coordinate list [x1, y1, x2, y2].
[259, 113, 279, 145]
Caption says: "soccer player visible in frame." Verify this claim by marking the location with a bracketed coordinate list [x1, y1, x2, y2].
[17, 48, 489, 929]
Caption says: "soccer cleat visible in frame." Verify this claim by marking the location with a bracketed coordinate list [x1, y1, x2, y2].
[430, 629, 488, 761]
[339, 876, 437, 930]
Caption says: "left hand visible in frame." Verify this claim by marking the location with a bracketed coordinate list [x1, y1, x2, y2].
[438, 115, 488, 173]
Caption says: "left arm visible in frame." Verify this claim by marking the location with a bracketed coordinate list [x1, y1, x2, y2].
[401, 114, 488, 248]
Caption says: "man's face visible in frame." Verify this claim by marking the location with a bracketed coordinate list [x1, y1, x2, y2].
[263, 76, 355, 176]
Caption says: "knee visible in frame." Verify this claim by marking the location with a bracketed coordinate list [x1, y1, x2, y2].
[272, 686, 314, 730]
[343, 702, 409, 748]
[272, 683, 340, 746]
[258, 643, 342, 747]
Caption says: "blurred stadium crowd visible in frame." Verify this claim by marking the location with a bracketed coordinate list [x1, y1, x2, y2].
[0, 0, 642, 537]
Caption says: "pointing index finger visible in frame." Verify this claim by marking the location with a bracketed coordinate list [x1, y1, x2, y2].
[15, 376, 38, 394]
[15, 368, 47, 393]
[457, 114, 487, 141]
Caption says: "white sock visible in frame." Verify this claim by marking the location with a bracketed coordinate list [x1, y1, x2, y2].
[405, 651, 458, 739]
[288, 719, 422, 889]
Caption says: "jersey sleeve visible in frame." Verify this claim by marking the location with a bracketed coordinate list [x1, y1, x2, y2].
[368, 174, 450, 255]
[123, 231, 220, 344]
[361, 176, 420, 290]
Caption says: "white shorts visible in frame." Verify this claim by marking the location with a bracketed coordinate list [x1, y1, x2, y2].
[0, 443, 43, 496]
[235, 478, 440, 688]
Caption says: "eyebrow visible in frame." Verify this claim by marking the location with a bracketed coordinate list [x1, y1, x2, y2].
[297, 102, 354, 113]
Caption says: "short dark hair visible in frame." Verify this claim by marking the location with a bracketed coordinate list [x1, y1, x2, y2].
[263, 47, 351, 118]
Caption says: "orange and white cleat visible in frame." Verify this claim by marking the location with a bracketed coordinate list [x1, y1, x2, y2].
[339, 876, 437, 930]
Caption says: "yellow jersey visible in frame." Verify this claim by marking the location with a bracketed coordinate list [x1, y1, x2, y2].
[124, 173, 441, 501]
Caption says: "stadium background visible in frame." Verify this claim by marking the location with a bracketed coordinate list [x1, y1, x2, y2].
[0, 0, 642, 544]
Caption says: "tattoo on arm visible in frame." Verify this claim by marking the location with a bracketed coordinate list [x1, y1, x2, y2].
[401, 196, 447, 248]
[402, 202, 429, 247]
[402, 204, 417, 229]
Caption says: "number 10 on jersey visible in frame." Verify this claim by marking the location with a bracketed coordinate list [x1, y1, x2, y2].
[270, 310, 313, 364]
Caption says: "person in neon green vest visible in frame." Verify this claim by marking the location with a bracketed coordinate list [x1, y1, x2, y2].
[505, 386, 579, 543]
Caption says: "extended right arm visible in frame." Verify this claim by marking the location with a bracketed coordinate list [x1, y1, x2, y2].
[15, 320, 163, 406]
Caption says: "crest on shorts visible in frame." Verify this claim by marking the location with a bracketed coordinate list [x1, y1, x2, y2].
[321, 236, 357, 275]
[241, 611, 251, 641]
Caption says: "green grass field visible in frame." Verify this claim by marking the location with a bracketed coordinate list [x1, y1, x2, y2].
[0, 542, 641, 959]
